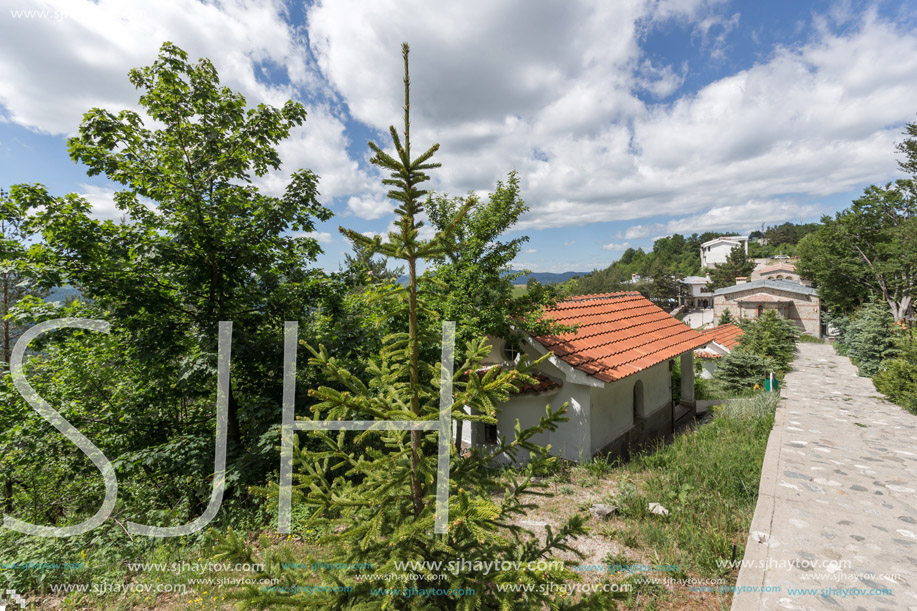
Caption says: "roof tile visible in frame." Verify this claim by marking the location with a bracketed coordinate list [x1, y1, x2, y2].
[699, 323, 744, 350]
[533, 292, 708, 382]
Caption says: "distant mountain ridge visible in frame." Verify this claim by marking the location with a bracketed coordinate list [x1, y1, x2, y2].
[503, 270, 586, 285]
[396, 269, 586, 286]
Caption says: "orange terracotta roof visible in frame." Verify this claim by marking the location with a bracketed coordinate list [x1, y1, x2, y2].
[532, 292, 709, 383]
[700, 323, 744, 350]
[694, 349, 723, 359]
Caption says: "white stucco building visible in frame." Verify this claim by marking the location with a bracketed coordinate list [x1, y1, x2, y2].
[681, 275, 714, 309]
[459, 292, 708, 463]
[700, 236, 749, 269]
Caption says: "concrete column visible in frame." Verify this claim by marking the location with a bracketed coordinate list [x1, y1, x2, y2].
[680, 352, 695, 408]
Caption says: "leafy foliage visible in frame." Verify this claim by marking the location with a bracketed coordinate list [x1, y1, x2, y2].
[425, 171, 569, 352]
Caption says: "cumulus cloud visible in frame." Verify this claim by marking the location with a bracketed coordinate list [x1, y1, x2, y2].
[308, 2, 917, 232]
[0, 0, 375, 209]
[621, 199, 825, 239]
[346, 195, 393, 220]
[78, 184, 122, 221]
[3, 1, 916, 245]
[524, 248, 537, 254]
[602, 242, 631, 251]
[293, 231, 334, 244]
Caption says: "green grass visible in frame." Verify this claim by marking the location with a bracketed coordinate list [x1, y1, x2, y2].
[613, 392, 778, 577]
[798, 334, 826, 344]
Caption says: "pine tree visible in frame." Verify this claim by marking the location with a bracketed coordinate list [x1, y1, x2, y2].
[718, 308, 735, 325]
[218, 43, 610, 610]
[706, 245, 755, 291]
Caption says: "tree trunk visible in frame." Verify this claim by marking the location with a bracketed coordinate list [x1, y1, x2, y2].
[454, 418, 464, 455]
[888, 295, 912, 321]
[407, 255, 424, 518]
[3, 479, 13, 514]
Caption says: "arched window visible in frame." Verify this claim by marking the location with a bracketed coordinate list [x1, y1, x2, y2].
[633, 379, 644, 421]
[757, 305, 764, 318]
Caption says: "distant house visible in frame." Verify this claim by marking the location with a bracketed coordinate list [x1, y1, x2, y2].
[460, 292, 708, 463]
[713, 279, 821, 337]
[751, 262, 807, 285]
[694, 323, 744, 379]
[680, 275, 713, 309]
[700, 236, 749, 269]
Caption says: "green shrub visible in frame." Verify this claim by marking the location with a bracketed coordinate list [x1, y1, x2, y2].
[874, 334, 917, 413]
[713, 350, 774, 394]
[845, 302, 897, 376]
[736, 309, 798, 371]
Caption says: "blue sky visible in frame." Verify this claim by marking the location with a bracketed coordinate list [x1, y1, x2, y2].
[1, 0, 916, 273]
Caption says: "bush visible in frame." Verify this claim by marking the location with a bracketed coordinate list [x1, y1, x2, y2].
[874, 333, 917, 413]
[713, 350, 774, 394]
[736, 309, 798, 371]
[845, 302, 897, 376]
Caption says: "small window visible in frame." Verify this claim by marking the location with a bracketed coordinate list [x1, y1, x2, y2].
[757, 305, 764, 318]
[502, 343, 520, 362]
[633, 379, 644, 420]
[484, 423, 498, 444]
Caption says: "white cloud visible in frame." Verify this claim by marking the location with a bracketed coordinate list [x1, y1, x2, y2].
[564, 240, 576, 246]
[78, 184, 121, 221]
[293, 231, 333, 244]
[308, 3, 917, 232]
[346, 195, 393, 220]
[621, 199, 824, 239]
[0, 0, 376, 212]
[602, 242, 631, 251]
[525, 248, 537, 254]
[3, 1, 916, 242]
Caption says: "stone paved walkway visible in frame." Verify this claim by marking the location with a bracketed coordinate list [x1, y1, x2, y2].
[733, 343, 917, 611]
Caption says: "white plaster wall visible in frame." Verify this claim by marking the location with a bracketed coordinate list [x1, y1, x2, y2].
[588, 361, 671, 454]
[492, 383, 590, 463]
[699, 359, 717, 379]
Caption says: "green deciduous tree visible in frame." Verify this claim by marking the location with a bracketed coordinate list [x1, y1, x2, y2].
[6, 40, 334, 533]
[425, 171, 568, 351]
[799, 121, 917, 321]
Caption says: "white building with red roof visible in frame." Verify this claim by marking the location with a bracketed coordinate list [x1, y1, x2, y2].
[462, 292, 708, 462]
[694, 323, 744, 378]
